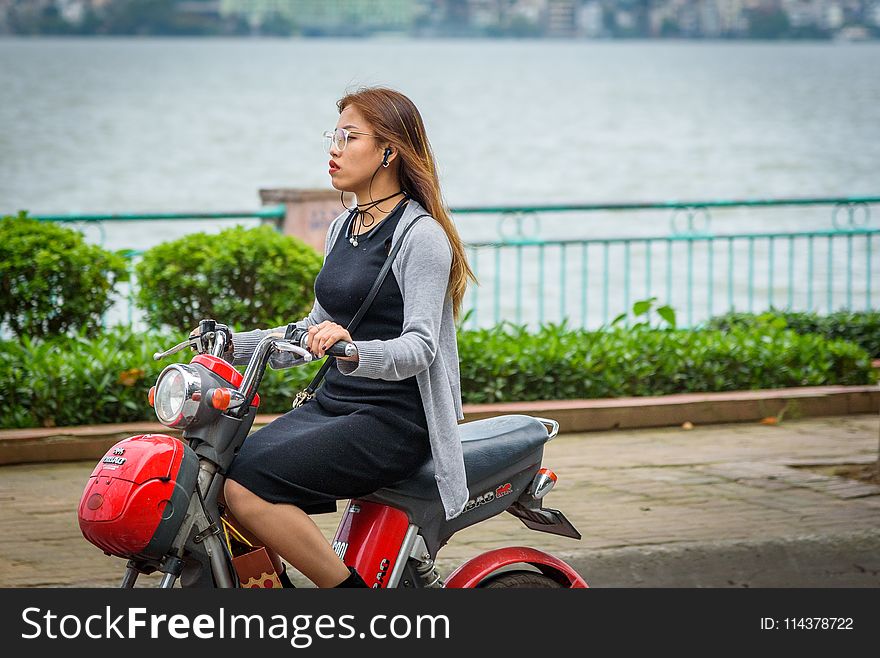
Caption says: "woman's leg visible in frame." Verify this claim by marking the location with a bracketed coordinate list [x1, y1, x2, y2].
[223, 479, 351, 588]
[219, 501, 284, 575]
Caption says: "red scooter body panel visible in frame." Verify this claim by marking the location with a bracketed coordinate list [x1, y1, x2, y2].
[443, 546, 589, 588]
[85, 433, 180, 483]
[192, 354, 260, 407]
[333, 500, 410, 589]
[78, 434, 190, 558]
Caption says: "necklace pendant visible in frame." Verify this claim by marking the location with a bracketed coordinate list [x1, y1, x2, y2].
[351, 237, 358, 247]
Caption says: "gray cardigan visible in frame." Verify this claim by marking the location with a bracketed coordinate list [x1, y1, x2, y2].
[229, 199, 469, 520]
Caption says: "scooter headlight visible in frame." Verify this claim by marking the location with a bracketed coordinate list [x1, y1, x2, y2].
[154, 364, 201, 428]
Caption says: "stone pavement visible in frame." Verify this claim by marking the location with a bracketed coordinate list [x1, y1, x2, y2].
[0, 415, 878, 588]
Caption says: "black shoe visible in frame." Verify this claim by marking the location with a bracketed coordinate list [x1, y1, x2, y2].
[278, 568, 296, 589]
[334, 566, 368, 588]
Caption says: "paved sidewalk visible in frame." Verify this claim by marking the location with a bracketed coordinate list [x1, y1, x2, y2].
[0, 415, 878, 588]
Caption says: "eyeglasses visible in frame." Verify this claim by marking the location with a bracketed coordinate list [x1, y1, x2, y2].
[322, 127, 376, 154]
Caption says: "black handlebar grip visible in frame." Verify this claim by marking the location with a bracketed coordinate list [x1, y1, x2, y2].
[326, 341, 353, 357]
[281, 325, 353, 358]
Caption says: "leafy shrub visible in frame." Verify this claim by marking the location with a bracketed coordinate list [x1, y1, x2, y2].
[705, 309, 880, 358]
[2, 321, 875, 429]
[0, 212, 129, 338]
[134, 224, 322, 332]
[0, 326, 321, 429]
[610, 296, 677, 329]
[456, 320, 877, 404]
[2, 326, 182, 428]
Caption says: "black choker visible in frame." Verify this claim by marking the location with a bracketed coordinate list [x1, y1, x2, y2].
[347, 191, 408, 247]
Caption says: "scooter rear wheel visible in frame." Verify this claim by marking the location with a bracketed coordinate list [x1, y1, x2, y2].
[477, 570, 564, 588]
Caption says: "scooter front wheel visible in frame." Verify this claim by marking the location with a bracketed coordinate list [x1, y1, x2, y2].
[476, 570, 564, 588]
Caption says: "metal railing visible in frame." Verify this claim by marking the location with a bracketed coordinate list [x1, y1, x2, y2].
[456, 196, 878, 330]
[19, 196, 880, 331]
[30, 205, 287, 240]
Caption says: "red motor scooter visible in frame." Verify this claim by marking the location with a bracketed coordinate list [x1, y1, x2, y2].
[78, 320, 587, 588]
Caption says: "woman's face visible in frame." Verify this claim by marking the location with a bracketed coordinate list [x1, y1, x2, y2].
[327, 105, 384, 193]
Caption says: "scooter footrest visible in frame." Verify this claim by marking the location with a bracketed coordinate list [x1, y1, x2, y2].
[507, 502, 582, 540]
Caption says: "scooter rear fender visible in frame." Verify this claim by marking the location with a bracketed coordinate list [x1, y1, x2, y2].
[443, 546, 588, 588]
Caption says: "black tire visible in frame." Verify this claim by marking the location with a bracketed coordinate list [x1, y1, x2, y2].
[477, 570, 564, 588]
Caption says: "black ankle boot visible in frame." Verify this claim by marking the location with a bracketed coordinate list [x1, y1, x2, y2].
[278, 568, 296, 589]
[334, 566, 368, 588]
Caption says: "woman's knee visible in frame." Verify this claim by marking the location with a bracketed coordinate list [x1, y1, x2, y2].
[223, 478, 258, 516]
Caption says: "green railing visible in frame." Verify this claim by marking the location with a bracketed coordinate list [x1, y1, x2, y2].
[455, 196, 878, 330]
[21, 196, 879, 330]
[30, 205, 287, 241]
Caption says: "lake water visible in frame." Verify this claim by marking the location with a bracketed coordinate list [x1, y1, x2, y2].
[1, 37, 878, 328]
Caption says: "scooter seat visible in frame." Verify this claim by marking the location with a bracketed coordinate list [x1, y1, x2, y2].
[378, 414, 551, 501]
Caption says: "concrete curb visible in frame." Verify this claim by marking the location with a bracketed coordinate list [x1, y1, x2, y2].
[462, 385, 879, 432]
[1, 385, 878, 466]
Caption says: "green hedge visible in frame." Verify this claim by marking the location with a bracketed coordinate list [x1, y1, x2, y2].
[705, 309, 880, 358]
[0, 326, 322, 429]
[457, 321, 875, 403]
[2, 322, 876, 429]
[1, 326, 170, 429]
[135, 224, 323, 331]
[0, 212, 129, 338]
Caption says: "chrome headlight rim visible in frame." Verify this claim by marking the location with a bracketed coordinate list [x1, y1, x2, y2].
[154, 363, 202, 428]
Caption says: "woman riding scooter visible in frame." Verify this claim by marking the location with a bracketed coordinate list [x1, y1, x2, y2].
[192, 86, 477, 588]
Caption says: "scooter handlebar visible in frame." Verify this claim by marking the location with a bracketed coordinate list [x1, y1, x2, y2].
[326, 341, 357, 358]
[284, 324, 357, 359]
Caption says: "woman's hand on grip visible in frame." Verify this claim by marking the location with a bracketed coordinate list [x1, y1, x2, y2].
[308, 321, 357, 362]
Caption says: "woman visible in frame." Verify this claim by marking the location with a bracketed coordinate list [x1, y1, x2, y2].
[214, 87, 475, 588]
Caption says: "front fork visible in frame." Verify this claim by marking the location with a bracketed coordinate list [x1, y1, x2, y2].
[119, 557, 191, 589]
[119, 462, 237, 588]
[120, 563, 140, 588]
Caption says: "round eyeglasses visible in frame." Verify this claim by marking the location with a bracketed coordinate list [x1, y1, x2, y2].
[322, 127, 376, 154]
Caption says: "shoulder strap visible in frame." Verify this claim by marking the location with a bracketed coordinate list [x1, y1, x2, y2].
[303, 214, 429, 394]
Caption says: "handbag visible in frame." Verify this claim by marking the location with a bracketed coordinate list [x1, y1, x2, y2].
[291, 213, 429, 409]
[221, 515, 282, 588]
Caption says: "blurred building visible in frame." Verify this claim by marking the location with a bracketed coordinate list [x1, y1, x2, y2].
[219, 0, 416, 34]
[468, 0, 501, 29]
[714, 0, 750, 35]
[576, 0, 604, 37]
[0, 0, 876, 38]
[782, 0, 824, 28]
[545, 0, 576, 36]
[870, 0, 880, 25]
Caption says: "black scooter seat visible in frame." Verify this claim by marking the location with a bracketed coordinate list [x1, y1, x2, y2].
[378, 414, 551, 501]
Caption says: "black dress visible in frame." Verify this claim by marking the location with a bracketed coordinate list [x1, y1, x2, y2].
[225, 199, 431, 513]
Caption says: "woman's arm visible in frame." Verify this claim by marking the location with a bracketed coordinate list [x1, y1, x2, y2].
[336, 219, 451, 381]
[229, 297, 332, 368]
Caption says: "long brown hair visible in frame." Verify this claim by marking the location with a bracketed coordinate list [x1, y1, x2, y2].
[337, 86, 477, 322]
